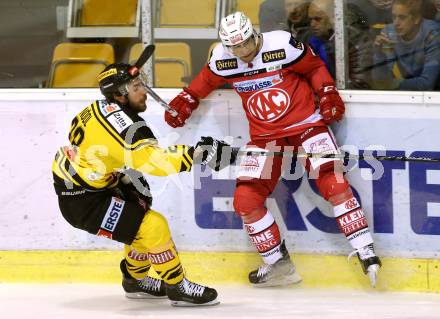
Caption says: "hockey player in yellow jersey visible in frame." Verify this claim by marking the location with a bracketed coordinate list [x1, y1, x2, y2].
[52, 60, 235, 307]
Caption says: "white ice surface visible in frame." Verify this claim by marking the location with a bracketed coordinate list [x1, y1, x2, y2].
[0, 284, 439, 319]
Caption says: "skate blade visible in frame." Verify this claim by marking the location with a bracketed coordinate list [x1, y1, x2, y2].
[367, 264, 380, 288]
[125, 292, 167, 299]
[252, 271, 302, 288]
[170, 299, 220, 307]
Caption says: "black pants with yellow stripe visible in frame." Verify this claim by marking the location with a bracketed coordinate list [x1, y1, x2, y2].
[55, 180, 184, 285]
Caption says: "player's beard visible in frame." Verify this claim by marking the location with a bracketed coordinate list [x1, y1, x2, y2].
[129, 96, 147, 113]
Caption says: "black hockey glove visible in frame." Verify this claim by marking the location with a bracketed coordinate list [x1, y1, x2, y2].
[118, 169, 152, 211]
[193, 136, 237, 171]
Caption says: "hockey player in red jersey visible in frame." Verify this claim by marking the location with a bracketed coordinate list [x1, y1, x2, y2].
[165, 12, 381, 287]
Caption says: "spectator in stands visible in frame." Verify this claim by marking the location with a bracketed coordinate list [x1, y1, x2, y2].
[434, 0, 440, 21]
[307, 0, 373, 88]
[352, 0, 438, 35]
[420, 0, 438, 20]
[285, 0, 311, 41]
[348, 0, 393, 37]
[259, 0, 288, 32]
[372, 0, 440, 90]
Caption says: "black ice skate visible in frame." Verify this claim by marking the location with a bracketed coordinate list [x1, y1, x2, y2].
[165, 278, 219, 307]
[248, 241, 302, 287]
[349, 244, 382, 288]
[120, 259, 167, 299]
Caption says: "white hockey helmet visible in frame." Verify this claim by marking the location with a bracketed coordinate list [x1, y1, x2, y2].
[219, 12, 255, 47]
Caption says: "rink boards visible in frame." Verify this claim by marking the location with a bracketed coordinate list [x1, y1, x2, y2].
[1, 250, 440, 292]
[0, 89, 439, 292]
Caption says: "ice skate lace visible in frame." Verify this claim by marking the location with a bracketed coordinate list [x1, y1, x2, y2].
[257, 264, 272, 278]
[138, 276, 162, 292]
[347, 244, 375, 262]
[180, 278, 205, 297]
[347, 249, 358, 262]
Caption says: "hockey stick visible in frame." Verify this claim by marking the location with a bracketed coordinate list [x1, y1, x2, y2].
[134, 44, 155, 68]
[143, 85, 178, 117]
[132, 46, 438, 162]
[132, 44, 178, 117]
[231, 147, 440, 163]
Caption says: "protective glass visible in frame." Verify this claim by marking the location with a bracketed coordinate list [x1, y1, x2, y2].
[119, 70, 149, 95]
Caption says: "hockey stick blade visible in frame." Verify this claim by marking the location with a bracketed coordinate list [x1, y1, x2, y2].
[134, 44, 155, 69]
[231, 147, 440, 163]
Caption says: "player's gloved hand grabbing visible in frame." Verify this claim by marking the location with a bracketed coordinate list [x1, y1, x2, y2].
[317, 84, 345, 124]
[193, 136, 237, 171]
[165, 87, 199, 128]
[118, 169, 152, 211]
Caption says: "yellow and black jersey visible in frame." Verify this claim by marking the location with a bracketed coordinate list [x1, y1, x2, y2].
[52, 99, 194, 192]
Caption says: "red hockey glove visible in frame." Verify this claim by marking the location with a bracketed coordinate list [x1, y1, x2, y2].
[165, 87, 199, 128]
[317, 84, 345, 124]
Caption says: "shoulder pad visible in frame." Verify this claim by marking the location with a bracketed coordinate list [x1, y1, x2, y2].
[208, 44, 239, 74]
[255, 31, 305, 70]
[97, 99, 121, 117]
[106, 110, 134, 134]
[263, 31, 305, 55]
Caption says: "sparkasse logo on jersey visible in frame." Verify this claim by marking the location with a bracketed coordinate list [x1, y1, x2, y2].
[262, 49, 286, 63]
[233, 74, 282, 93]
[216, 58, 238, 71]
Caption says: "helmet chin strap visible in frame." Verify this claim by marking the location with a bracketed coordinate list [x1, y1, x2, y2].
[254, 32, 259, 45]
[254, 33, 263, 53]
[243, 33, 263, 64]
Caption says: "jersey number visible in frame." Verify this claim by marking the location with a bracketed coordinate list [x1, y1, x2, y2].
[69, 117, 85, 146]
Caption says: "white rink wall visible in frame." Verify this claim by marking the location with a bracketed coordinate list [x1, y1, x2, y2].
[0, 89, 439, 258]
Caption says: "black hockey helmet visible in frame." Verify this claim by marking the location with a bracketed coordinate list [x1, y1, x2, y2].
[97, 63, 142, 100]
[97, 44, 155, 102]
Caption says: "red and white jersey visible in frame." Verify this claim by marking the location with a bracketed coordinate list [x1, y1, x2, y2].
[188, 30, 335, 141]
